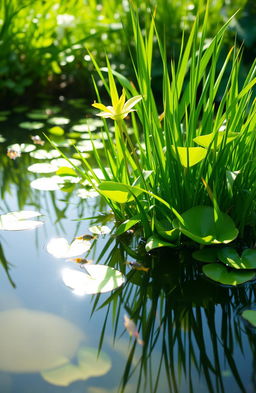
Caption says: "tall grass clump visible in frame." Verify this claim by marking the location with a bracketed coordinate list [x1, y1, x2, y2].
[67, 5, 256, 250]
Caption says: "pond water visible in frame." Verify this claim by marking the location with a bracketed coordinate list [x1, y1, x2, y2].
[0, 100, 256, 393]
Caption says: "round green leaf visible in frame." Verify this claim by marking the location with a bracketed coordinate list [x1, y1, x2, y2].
[218, 247, 256, 269]
[71, 124, 96, 132]
[202, 263, 255, 285]
[30, 149, 61, 159]
[0, 211, 43, 231]
[173, 206, 238, 245]
[241, 310, 256, 327]
[89, 225, 111, 235]
[47, 237, 91, 258]
[27, 163, 58, 174]
[19, 121, 44, 130]
[48, 126, 65, 136]
[192, 247, 219, 263]
[62, 265, 125, 294]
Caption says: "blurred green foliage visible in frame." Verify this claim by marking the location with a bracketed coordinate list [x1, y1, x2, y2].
[0, 0, 253, 102]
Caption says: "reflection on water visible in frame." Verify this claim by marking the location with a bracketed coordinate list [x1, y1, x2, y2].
[0, 103, 256, 393]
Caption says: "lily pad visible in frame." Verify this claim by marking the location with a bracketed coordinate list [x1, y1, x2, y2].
[48, 126, 65, 136]
[192, 248, 219, 263]
[217, 248, 256, 269]
[0, 134, 6, 143]
[27, 112, 48, 120]
[89, 225, 111, 235]
[62, 265, 125, 295]
[51, 158, 81, 168]
[19, 121, 44, 130]
[77, 188, 99, 199]
[48, 117, 70, 125]
[27, 163, 58, 174]
[173, 206, 238, 245]
[47, 237, 91, 258]
[30, 149, 61, 159]
[77, 140, 104, 152]
[241, 310, 256, 327]
[8, 143, 36, 153]
[145, 235, 176, 252]
[71, 124, 96, 132]
[0, 211, 43, 231]
[0, 308, 84, 372]
[41, 346, 111, 386]
[30, 176, 63, 191]
[202, 263, 255, 286]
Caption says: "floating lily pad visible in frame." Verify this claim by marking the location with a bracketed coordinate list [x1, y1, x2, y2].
[62, 265, 125, 295]
[173, 206, 239, 245]
[0, 308, 84, 372]
[192, 248, 219, 263]
[241, 310, 256, 327]
[89, 225, 111, 235]
[30, 149, 61, 159]
[27, 163, 58, 174]
[47, 237, 91, 258]
[19, 121, 44, 130]
[51, 158, 81, 168]
[145, 235, 176, 252]
[0, 110, 11, 116]
[30, 176, 63, 191]
[0, 211, 43, 231]
[84, 118, 104, 127]
[48, 126, 65, 136]
[8, 143, 36, 153]
[27, 112, 48, 120]
[48, 117, 70, 125]
[202, 263, 255, 286]
[13, 106, 28, 113]
[217, 248, 256, 269]
[0, 116, 7, 122]
[41, 346, 111, 386]
[77, 188, 99, 199]
[77, 140, 104, 152]
[0, 134, 6, 143]
[71, 124, 96, 132]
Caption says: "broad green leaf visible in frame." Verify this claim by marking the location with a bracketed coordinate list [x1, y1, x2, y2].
[47, 237, 91, 258]
[192, 248, 219, 263]
[30, 176, 63, 191]
[193, 132, 238, 149]
[145, 235, 176, 252]
[202, 263, 255, 286]
[71, 124, 96, 132]
[171, 146, 207, 167]
[218, 248, 256, 270]
[30, 149, 61, 159]
[48, 126, 65, 136]
[115, 216, 140, 236]
[56, 167, 77, 177]
[173, 206, 238, 245]
[62, 265, 125, 294]
[98, 182, 143, 203]
[51, 158, 81, 168]
[155, 219, 179, 241]
[41, 346, 111, 386]
[241, 310, 256, 327]
[0, 211, 43, 231]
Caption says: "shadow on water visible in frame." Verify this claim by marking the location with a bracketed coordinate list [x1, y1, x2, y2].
[0, 103, 256, 393]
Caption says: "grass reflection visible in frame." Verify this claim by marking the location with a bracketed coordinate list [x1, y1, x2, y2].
[90, 240, 256, 393]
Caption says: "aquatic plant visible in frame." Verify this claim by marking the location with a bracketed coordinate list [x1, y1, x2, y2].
[68, 4, 256, 256]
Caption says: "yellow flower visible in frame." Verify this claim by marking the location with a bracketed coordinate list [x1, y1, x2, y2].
[92, 89, 142, 121]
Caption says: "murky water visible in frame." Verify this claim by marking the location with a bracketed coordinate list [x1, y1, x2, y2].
[0, 101, 256, 393]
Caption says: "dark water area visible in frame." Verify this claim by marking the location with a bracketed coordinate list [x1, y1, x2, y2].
[0, 101, 256, 393]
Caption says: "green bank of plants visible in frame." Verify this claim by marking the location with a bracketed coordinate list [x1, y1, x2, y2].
[0, 0, 251, 101]
[56, 5, 256, 284]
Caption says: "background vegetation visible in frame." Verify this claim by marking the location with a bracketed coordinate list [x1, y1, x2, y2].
[0, 0, 255, 103]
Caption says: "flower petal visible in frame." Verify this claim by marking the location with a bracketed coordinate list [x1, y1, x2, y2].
[123, 95, 142, 112]
[92, 103, 113, 114]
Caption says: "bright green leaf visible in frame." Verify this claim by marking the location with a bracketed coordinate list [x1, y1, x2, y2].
[218, 248, 256, 269]
[171, 146, 207, 167]
[202, 263, 255, 285]
[145, 235, 176, 252]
